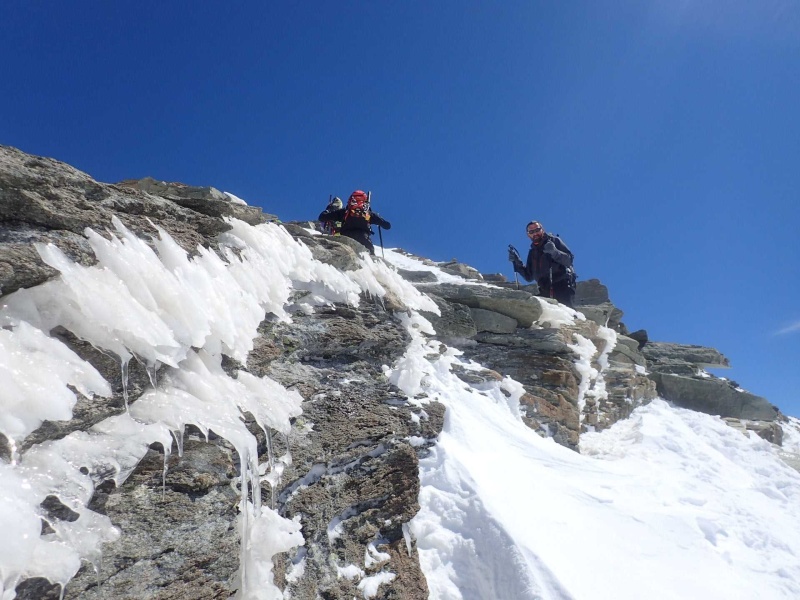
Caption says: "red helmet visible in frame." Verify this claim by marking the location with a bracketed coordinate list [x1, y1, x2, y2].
[349, 190, 368, 203]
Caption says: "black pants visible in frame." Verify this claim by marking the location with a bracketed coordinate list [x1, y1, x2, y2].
[341, 230, 375, 255]
[537, 280, 575, 308]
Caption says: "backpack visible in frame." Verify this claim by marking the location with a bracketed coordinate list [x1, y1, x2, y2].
[344, 190, 370, 224]
[552, 234, 577, 291]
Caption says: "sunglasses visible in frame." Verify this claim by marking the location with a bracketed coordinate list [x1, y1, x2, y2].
[527, 228, 542, 234]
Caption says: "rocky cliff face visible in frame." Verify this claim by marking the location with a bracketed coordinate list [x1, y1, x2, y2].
[0, 145, 786, 599]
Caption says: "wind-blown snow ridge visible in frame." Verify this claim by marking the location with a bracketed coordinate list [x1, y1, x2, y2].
[374, 257, 800, 599]
[377, 249, 800, 600]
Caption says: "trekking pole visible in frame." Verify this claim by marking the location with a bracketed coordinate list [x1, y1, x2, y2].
[367, 190, 385, 257]
[508, 245, 520, 290]
[549, 266, 554, 298]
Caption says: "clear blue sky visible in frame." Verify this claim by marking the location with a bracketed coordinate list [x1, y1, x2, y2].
[2, 2, 799, 415]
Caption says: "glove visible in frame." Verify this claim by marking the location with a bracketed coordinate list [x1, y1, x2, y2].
[508, 248, 519, 263]
[543, 240, 558, 257]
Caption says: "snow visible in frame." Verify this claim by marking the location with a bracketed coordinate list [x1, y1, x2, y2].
[358, 571, 396, 598]
[2, 216, 800, 600]
[0, 219, 400, 598]
[380, 253, 800, 600]
[225, 191, 249, 205]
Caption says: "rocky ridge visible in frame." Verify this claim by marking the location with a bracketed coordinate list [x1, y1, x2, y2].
[0, 144, 789, 599]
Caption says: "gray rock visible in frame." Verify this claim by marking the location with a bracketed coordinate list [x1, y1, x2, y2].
[421, 295, 478, 340]
[608, 341, 647, 367]
[296, 233, 364, 272]
[651, 373, 778, 420]
[416, 282, 544, 327]
[642, 342, 730, 370]
[0, 144, 245, 296]
[397, 269, 438, 283]
[117, 176, 230, 202]
[491, 280, 539, 294]
[470, 307, 518, 333]
[460, 328, 581, 450]
[576, 302, 624, 330]
[575, 279, 610, 305]
[437, 259, 483, 280]
[615, 335, 641, 354]
[2, 145, 438, 600]
[481, 273, 507, 283]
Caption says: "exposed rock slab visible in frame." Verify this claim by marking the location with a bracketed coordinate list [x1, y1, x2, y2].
[437, 259, 483, 280]
[651, 373, 778, 420]
[422, 294, 478, 340]
[642, 342, 730, 370]
[416, 282, 544, 327]
[470, 307, 518, 333]
[396, 268, 438, 283]
[460, 328, 581, 449]
[575, 278, 610, 305]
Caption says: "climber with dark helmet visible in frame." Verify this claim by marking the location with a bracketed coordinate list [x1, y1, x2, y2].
[319, 190, 391, 255]
[508, 220, 576, 308]
[320, 196, 343, 235]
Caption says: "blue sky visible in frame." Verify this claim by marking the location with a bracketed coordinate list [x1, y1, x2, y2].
[2, 2, 799, 415]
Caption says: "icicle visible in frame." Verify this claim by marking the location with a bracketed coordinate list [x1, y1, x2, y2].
[283, 432, 292, 468]
[120, 357, 130, 409]
[238, 449, 250, 597]
[171, 429, 184, 457]
[59, 583, 65, 600]
[265, 429, 275, 509]
[146, 360, 159, 388]
[9, 437, 19, 466]
[162, 455, 168, 500]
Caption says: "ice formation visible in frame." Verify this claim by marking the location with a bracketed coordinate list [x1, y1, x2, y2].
[0, 216, 429, 598]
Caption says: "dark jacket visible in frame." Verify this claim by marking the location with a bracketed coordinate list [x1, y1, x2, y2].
[514, 233, 573, 286]
[318, 207, 391, 255]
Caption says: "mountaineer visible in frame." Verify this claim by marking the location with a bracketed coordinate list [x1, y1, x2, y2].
[508, 220, 576, 307]
[318, 190, 390, 255]
[320, 196, 343, 235]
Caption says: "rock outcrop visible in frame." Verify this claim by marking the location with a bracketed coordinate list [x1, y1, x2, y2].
[0, 144, 787, 599]
[642, 341, 780, 426]
[0, 145, 441, 599]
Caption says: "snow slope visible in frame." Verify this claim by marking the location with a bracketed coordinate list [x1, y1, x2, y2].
[382, 252, 800, 600]
[1, 218, 799, 599]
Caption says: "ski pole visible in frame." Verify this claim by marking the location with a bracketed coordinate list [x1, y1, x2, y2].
[378, 226, 385, 258]
[508, 244, 521, 289]
[549, 266, 554, 299]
